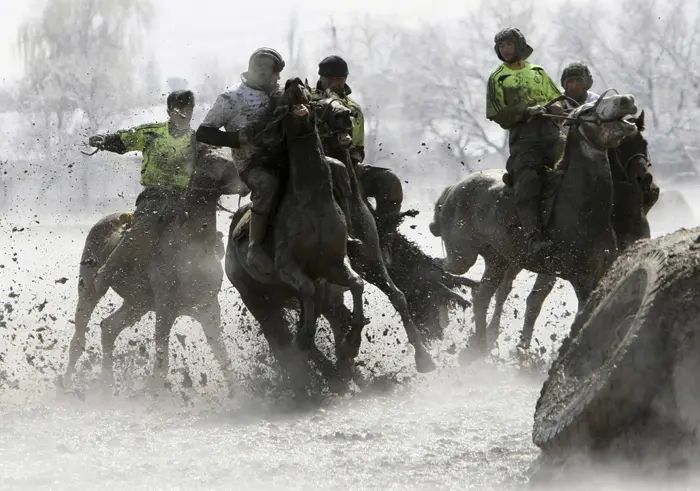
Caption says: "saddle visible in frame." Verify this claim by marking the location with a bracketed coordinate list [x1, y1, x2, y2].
[231, 206, 253, 241]
[502, 167, 565, 229]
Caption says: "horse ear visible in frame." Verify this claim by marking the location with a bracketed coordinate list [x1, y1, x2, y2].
[284, 78, 293, 91]
[636, 110, 646, 131]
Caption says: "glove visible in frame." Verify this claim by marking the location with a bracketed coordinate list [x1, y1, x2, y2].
[548, 103, 564, 116]
[88, 134, 106, 149]
[525, 105, 547, 118]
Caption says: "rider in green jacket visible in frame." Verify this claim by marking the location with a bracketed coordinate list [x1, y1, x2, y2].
[89, 90, 198, 290]
[486, 27, 564, 258]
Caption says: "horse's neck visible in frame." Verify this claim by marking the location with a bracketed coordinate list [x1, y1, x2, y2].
[558, 127, 614, 219]
[607, 148, 628, 182]
[326, 145, 363, 196]
[288, 133, 333, 198]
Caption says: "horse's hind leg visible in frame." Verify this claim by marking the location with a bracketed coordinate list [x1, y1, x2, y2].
[191, 301, 236, 391]
[485, 265, 519, 348]
[150, 306, 178, 389]
[62, 271, 106, 388]
[518, 274, 556, 350]
[362, 260, 436, 374]
[100, 302, 148, 390]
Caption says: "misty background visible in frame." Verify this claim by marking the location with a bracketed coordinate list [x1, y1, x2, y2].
[1, 0, 698, 230]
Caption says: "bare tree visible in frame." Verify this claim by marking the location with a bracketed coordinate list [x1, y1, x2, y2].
[396, 0, 556, 173]
[314, 15, 405, 165]
[550, 0, 700, 177]
[193, 55, 243, 105]
[285, 10, 307, 78]
[17, 0, 154, 155]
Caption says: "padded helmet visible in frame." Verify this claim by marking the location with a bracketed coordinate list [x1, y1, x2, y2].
[561, 62, 593, 90]
[494, 27, 533, 61]
[248, 48, 286, 74]
[318, 55, 349, 77]
[166, 89, 195, 109]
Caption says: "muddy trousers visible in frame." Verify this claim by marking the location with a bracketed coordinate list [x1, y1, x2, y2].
[356, 164, 404, 263]
[243, 167, 281, 276]
[510, 164, 552, 257]
[96, 186, 184, 288]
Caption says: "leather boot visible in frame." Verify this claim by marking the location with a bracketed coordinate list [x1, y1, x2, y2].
[246, 212, 274, 277]
[516, 199, 552, 259]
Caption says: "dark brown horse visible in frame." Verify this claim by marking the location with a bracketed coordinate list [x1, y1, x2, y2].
[226, 78, 366, 384]
[62, 146, 248, 391]
[315, 91, 479, 372]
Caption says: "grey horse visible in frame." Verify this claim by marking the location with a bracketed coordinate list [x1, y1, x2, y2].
[429, 92, 640, 354]
[474, 112, 660, 353]
[62, 146, 248, 391]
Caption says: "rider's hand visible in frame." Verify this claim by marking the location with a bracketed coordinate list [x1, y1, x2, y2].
[548, 103, 564, 116]
[525, 105, 547, 118]
[88, 134, 106, 149]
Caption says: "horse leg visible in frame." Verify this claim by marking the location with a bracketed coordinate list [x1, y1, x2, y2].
[100, 302, 148, 390]
[275, 257, 318, 352]
[467, 253, 509, 357]
[191, 301, 236, 392]
[62, 275, 105, 388]
[323, 258, 367, 361]
[318, 287, 355, 392]
[518, 274, 557, 350]
[571, 276, 595, 312]
[485, 264, 519, 348]
[150, 306, 178, 389]
[362, 260, 437, 374]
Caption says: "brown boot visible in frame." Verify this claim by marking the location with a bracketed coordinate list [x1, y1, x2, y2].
[246, 212, 274, 277]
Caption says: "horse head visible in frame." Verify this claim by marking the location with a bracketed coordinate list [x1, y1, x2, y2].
[313, 90, 354, 150]
[615, 110, 653, 187]
[275, 77, 315, 137]
[566, 90, 639, 150]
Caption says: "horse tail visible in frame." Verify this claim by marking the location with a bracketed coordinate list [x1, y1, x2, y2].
[429, 185, 453, 237]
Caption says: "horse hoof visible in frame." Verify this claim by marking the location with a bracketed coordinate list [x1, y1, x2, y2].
[458, 345, 485, 366]
[415, 353, 437, 374]
[55, 374, 67, 390]
[295, 335, 314, 353]
[338, 339, 360, 360]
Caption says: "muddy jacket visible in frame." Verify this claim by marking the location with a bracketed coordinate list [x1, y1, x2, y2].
[200, 77, 272, 173]
[103, 122, 195, 190]
[311, 85, 365, 162]
[486, 61, 562, 131]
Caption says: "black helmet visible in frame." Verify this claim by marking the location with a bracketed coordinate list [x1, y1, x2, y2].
[167, 89, 195, 109]
[494, 27, 533, 61]
[248, 48, 286, 73]
[318, 55, 349, 77]
[561, 62, 593, 90]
